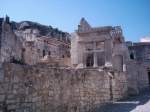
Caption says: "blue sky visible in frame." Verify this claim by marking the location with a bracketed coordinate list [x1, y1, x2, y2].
[0, 0, 150, 42]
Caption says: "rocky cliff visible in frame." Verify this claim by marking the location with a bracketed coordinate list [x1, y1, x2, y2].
[11, 20, 70, 42]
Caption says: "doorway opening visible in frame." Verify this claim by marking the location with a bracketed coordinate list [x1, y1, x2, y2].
[148, 71, 150, 85]
[43, 50, 46, 57]
[86, 53, 94, 67]
[21, 48, 26, 63]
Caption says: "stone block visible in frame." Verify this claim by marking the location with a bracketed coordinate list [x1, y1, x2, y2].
[0, 94, 5, 102]
[7, 104, 16, 110]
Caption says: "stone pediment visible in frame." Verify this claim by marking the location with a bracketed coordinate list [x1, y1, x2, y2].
[78, 18, 92, 32]
[77, 18, 114, 34]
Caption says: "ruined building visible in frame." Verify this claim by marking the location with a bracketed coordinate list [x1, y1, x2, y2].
[0, 16, 70, 65]
[127, 41, 150, 85]
[0, 17, 149, 112]
[0, 16, 22, 63]
[71, 18, 149, 94]
[71, 18, 129, 72]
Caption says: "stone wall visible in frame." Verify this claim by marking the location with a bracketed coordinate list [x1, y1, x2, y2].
[112, 72, 128, 100]
[126, 61, 149, 95]
[23, 41, 39, 65]
[0, 63, 128, 112]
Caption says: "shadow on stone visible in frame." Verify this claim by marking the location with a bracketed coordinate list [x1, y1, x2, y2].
[96, 87, 150, 112]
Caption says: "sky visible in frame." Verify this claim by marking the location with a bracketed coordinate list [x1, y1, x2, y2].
[0, 0, 150, 42]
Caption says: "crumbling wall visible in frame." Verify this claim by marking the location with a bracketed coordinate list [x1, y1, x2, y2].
[0, 63, 128, 112]
[112, 72, 128, 100]
[23, 41, 39, 65]
[0, 21, 22, 63]
[126, 61, 149, 95]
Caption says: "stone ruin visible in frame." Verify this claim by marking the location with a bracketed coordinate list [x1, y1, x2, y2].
[0, 16, 71, 65]
[71, 18, 128, 71]
[0, 16, 149, 112]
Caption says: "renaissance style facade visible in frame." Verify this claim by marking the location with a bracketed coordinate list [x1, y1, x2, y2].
[71, 18, 129, 72]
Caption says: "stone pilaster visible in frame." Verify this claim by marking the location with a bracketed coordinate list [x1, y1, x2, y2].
[93, 52, 98, 67]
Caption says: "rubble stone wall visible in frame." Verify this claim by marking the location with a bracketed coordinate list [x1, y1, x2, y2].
[126, 61, 149, 95]
[0, 63, 128, 112]
[112, 72, 128, 100]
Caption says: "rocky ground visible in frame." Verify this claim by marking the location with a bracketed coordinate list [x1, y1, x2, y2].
[98, 87, 150, 112]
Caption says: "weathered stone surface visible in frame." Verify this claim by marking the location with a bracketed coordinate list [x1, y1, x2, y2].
[71, 18, 129, 72]
[0, 16, 71, 66]
[126, 61, 149, 95]
[0, 17, 149, 112]
[0, 63, 128, 112]
[0, 17, 22, 63]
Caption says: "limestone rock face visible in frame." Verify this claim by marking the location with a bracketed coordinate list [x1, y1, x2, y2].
[14, 21, 70, 41]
